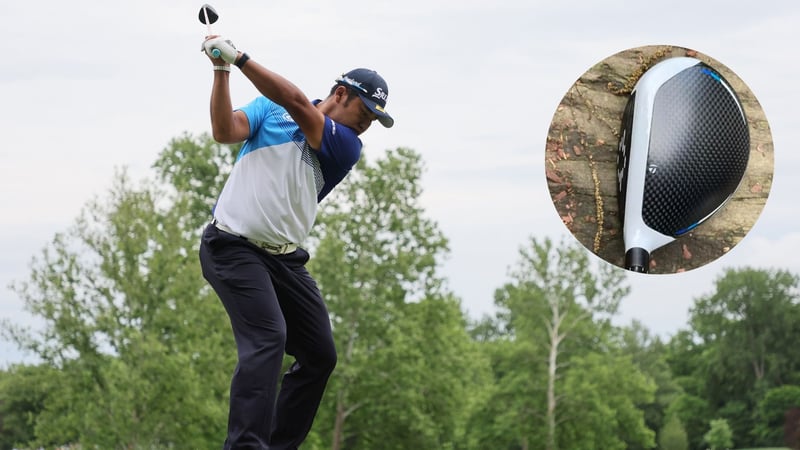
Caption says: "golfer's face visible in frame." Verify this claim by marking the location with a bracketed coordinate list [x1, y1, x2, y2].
[342, 95, 377, 135]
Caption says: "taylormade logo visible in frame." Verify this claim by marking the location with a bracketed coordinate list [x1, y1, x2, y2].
[372, 88, 387, 101]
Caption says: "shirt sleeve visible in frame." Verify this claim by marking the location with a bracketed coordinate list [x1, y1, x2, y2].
[315, 117, 362, 201]
[238, 96, 270, 137]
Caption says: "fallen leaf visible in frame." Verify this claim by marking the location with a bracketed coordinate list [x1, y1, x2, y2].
[682, 244, 692, 260]
[751, 183, 763, 193]
[573, 145, 583, 156]
[596, 139, 605, 146]
[546, 169, 563, 184]
[686, 49, 698, 57]
[553, 190, 568, 202]
[561, 214, 573, 225]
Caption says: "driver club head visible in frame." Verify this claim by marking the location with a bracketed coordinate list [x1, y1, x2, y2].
[199, 4, 219, 25]
[616, 57, 750, 273]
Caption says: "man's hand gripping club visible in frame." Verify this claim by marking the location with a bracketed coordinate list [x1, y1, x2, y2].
[202, 36, 240, 65]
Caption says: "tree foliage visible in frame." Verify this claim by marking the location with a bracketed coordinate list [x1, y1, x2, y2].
[2, 132, 797, 450]
[659, 414, 689, 450]
[2, 134, 237, 448]
[703, 418, 733, 450]
[690, 268, 800, 389]
[616, 320, 682, 445]
[465, 237, 654, 450]
[306, 148, 485, 449]
[755, 385, 800, 445]
[1, 138, 485, 449]
[0, 364, 57, 449]
[663, 267, 800, 449]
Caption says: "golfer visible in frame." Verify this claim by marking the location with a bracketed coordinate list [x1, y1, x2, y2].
[198, 35, 393, 449]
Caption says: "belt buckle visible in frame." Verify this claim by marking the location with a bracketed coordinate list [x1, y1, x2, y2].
[212, 219, 295, 255]
[250, 238, 293, 255]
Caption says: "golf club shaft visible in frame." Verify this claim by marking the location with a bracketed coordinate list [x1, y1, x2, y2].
[202, 6, 221, 58]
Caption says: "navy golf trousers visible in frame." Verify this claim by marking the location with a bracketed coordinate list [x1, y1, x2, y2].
[199, 223, 337, 450]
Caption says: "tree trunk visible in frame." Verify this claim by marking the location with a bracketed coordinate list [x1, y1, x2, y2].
[546, 301, 564, 450]
[331, 326, 359, 450]
[546, 339, 558, 450]
[331, 392, 346, 450]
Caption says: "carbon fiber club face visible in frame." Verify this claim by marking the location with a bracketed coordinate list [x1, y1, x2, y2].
[640, 62, 750, 236]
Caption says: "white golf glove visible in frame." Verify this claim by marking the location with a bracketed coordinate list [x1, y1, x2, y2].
[203, 37, 238, 64]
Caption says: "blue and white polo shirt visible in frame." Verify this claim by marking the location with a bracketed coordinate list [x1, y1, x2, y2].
[213, 96, 361, 245]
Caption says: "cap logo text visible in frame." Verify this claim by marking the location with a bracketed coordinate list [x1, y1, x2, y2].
[337, 75, 368, 94]
[372, 87, 388, 101]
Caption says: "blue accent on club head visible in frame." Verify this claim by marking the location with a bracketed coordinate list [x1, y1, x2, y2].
[700, 67, 721, 82]
[675, 222, 700, 236]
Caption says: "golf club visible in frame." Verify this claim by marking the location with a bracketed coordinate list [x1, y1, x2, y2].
[616, 56, 750, 273]
[199, 4, 221, 59]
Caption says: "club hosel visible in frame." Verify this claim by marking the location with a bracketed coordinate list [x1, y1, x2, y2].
[625, 247, 650, 273]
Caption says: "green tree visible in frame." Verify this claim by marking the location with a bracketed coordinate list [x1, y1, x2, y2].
[460, 312, 540, 450]
[677, 267, 800, 447]
[659, 414, 689, 450]
[559, 352, 656, 450]
[466, 237, 654, 450]
[703, 418, 733, 450]
[0, 364, 59, 450]
[151, 131, 239, 228]
[304, 148, 483, 449]
[754, 385, 800, 445]
[2, 134, 236, 448]
[666, 393, 712, 450]
[3, 135, 487, 450]
[617, 320, 682, 444]
[345, 295, 485, 450]
[691, 268, 800, 389]
[665, 329, 707, 399]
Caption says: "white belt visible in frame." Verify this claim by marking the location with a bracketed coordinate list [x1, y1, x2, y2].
[211, 219, 297, 255]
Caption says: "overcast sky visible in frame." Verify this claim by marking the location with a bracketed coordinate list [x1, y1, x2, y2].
[2, 0, 799, 365]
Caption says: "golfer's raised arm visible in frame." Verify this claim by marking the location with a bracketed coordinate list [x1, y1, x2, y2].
[202, 36, 250, 144]
[201, 36, 325, 147]
[236, 55, 325, 150]
[209, 72, 251, 144]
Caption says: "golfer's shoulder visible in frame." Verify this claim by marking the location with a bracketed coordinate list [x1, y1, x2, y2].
[322, 118, 362, 167]
[238, 95, 274, 118]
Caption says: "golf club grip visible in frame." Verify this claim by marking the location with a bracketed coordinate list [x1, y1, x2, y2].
[625, 248, 650, 273]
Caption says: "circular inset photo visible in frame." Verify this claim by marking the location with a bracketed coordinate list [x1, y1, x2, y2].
[545, 45, 773, 274]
